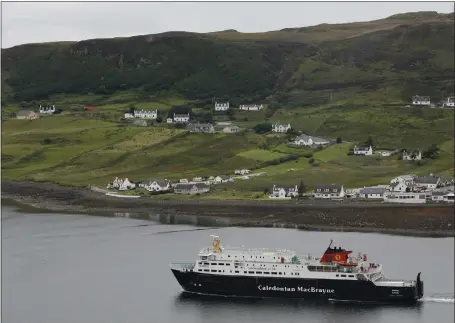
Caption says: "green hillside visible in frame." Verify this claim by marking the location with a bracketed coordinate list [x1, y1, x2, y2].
[1, 11, 454, 199]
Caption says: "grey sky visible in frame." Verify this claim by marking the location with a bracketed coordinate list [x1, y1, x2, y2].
[1, 1, 453, 48]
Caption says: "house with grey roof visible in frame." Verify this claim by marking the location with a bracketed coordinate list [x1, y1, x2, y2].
[359, 187, 389, 199]
[269, 184, 299, 198]
[353, 145, 373, 156]
[174, 183, 210, 195]
[412, 95, 431, 106]
[414, 175, 440, 190]
[188, 123, 215, 133]
[222, 125, 241, 133]
[313, 184, 345, 199]
[292, 134, 330, 147]
[138, 179, 172, 192]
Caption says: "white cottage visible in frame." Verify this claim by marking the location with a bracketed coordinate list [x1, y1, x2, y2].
[402, 150, 422, 161]
[214, 102, 230, 111]
[239, 104, 264, 111]
[139, 179, 171, 192]
[109, 177, 136, 190]
[134, 109, 157, 119]
[353, 145, 373, 156]
[293, 134, 330, 147]
[443, 97, 455, 108]
[412, 95, 431, 106]
[173, 113, 190, 123]
[269, 184, 299, 198]
[272, 123, 291, 133]
[313, 184, 345, 199]
[39, 105, 56, 114]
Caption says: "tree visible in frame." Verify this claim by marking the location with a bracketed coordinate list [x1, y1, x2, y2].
[336, 136, 342, 144]
[365, 136, 374, 147]
[298, 180, 306, 197]
[156, 116, 163, 123]
[253, 123, 272, 134]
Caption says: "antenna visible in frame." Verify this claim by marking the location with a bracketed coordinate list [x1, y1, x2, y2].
[328, 239, 333, 249]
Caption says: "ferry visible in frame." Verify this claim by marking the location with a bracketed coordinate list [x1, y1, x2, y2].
[170, 235, 424, 304]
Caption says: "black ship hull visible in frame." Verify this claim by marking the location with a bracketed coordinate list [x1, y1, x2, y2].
[171, 269, 423, 304]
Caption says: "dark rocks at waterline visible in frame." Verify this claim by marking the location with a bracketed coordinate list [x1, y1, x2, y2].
[1, 180, 454, 236]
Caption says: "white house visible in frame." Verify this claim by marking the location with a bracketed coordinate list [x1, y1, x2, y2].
[390, 174, 416, 185]
[272, 123, 291, 133]
[234, 169, 251, 175]
[313, 184, 345, 199]
[213, 176, 233, 184]
[108, 177, 136, 191]
[124, 112, 134, 119]
[390, 181, 409, 193]
[413, 175, 440, 190]
[173, 113, 190, 123]
[239, 104, 263, 111]
[269, 184, 299, 198]
[133, 109, 157, 119]
[166, 118, 173, 124]
[353, 145, 373, 156]
[214, 101, 230, 111]
[139, 180, 171, 192]
[293, 134, 330, 147]
[384, 192, 426, 204]
[39, 105, 56, 114]
[443, 97, 455, 108]
[402, 150, 422, 161]
[359, 187, 389, 199]
[412, 95, 431, 106]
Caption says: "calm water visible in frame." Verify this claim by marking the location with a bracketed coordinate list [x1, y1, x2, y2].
[2, 205, 454, 323]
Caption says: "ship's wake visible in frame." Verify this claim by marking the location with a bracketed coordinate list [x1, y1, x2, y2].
[419, 293, 454, 304]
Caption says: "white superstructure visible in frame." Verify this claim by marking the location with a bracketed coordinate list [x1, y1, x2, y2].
[172, 236, 410, 286]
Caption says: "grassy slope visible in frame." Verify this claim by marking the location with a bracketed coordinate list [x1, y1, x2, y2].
[1, 12, 453, 199]
[2, 110, 453, 199]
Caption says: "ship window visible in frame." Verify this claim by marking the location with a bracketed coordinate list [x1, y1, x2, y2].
[228, 255, 231, 257]
[248, 271, 254, 274]
[218, 263, 224, 265]
[200, 256, 207, 260]
[256, 271, 262, 274]
[348, 275, 354, 277]
[341, 274, 346, 277]
[235, 271, 239, 273]
[279, 272, 282, 275]
[211, 270, 217, 272]
[336, 274, 339, 277]
[307, 266, 316, 271]
[271, 272, 277, 275]
[226, 264, 230, 266]
[198, 269, 202, 272]
[244, 271, 247, 274]
[264, 272, 270, 274]
[316, 266, 323, 271]
[204, 269, 209, 272]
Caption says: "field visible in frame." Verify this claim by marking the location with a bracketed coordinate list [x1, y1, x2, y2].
[2, 102, 454, 200]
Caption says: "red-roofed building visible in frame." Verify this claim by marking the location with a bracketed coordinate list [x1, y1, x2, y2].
[84, 106, 96, 110]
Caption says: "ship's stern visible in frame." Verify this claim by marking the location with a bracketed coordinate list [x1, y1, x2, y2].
[416, 272, 424, 300]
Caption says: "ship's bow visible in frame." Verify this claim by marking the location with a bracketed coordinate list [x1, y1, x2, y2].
[170, 263, 196, 291]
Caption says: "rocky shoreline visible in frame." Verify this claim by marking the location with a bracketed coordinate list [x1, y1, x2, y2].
[2, 180, 454, 237]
